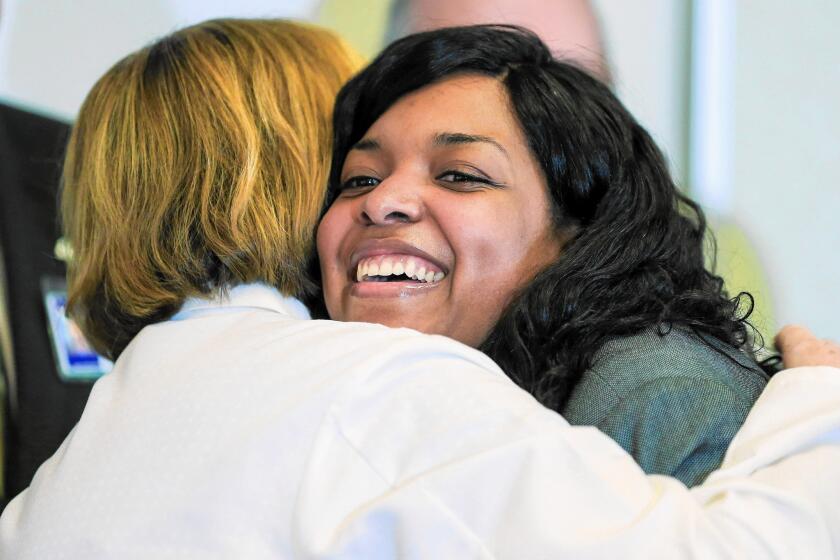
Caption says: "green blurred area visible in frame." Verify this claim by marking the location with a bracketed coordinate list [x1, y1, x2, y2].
[709, 218, 775, 349]
[317, 0, 392, 60]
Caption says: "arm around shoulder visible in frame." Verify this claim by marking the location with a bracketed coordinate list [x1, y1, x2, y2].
[298, 340, 840, 559]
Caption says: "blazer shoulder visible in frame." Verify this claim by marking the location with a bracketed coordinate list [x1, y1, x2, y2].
[0, 102, 71, 158]
[564, 327, 767, 425]
[592, 327, 766, 394]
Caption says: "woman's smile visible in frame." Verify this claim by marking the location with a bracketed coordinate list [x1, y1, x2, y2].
[348, 238, 448, 297]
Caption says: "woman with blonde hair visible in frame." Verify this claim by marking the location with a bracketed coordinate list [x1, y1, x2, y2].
[62, 18, 358, 360]
[3, 18, 840, 560]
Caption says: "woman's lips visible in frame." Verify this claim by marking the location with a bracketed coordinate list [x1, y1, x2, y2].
[350, 253, 446, 298]
[349, 276, 442, 298]
[355, 254, 445, 283]
[346, 240, 449, 298]
[348, 239, 449, 284]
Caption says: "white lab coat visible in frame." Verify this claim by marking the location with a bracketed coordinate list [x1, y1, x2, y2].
[1, 283, 838, 559]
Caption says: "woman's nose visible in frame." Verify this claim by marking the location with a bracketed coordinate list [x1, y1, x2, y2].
[358, 176, 423, 226]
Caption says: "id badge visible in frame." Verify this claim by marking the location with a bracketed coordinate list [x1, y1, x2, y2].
[42, 277, 112, 382]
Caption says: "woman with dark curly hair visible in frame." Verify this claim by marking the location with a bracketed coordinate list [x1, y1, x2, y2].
[317, 24, 769, 486]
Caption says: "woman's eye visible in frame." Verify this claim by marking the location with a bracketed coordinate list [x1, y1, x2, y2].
[438, 171, 475, 182]
[340, 176, 380, 191]
[436, 171, 497, 189]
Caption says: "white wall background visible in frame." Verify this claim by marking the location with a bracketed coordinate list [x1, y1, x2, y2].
[596, 0, 839, 340]
[0, 0, 321, 119]
[732, 0, 840, 339]
[1, 0, 837, 339]
[594, 0, 690, 183]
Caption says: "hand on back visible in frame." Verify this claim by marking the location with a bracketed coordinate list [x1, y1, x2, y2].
[776, 325, 840, 368]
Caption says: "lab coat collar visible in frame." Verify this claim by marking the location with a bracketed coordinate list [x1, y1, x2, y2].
[171, 283, 311, 321]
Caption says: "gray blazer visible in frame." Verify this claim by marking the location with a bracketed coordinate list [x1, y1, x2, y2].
[562, 328, 768, 486]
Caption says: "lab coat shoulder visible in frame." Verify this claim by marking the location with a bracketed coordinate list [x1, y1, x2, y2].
[304, 353, 840, 558]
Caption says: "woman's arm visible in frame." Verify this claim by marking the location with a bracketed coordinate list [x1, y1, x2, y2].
[310, 360, 840, 560]
[294, 334, 840, 558]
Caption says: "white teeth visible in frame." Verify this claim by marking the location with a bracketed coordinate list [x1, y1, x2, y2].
[379, 259, 393, 276]
[355, 256, 446, 283]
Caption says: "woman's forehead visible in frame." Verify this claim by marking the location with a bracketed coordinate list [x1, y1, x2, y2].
[360, 75, 527, 151]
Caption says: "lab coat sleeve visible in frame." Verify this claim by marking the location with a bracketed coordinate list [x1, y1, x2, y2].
[295, 348, 840, 559]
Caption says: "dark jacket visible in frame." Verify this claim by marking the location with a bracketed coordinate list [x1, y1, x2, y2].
[0, 102, 91, 504]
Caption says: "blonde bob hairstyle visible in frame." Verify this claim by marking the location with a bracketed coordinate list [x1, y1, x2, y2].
[62, 19, 361, 359]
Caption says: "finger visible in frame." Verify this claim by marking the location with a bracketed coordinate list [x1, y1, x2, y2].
[775, 324, 814, 353]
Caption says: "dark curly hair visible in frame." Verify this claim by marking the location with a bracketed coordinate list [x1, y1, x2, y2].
[326, 24, 771, 411]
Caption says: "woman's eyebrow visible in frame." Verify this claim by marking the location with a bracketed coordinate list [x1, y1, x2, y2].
[351, 138, 380, 151]
[433, 132, 510, 161]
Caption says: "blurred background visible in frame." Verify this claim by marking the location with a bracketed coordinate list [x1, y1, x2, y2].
[1, 0, 837, 339]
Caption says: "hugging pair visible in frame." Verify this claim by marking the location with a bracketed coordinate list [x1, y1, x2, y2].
[4, 19, 839, 559]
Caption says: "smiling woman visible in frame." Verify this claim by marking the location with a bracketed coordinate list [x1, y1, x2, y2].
[317, 24, 771, 486]
[318, 74, 561, 347]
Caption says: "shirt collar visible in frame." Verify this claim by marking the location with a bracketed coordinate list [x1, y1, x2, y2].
[171, 283, 311, 322]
